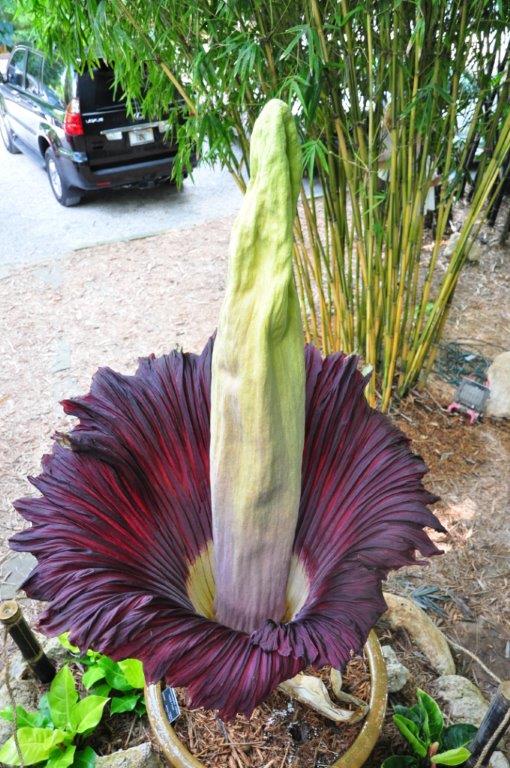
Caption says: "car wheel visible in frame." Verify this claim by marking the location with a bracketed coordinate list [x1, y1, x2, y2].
[0, 110, 21, 154]
[45, 147, 82, 207]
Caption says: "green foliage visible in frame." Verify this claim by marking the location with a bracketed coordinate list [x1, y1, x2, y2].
[58, 634, 146, 716]
[0, 666, 108, 767]
[431, 748, 471, 766]
[117, 660, 145, 690]
[0, 640, 146, 768]
[393, 713, 428, 758]
[440, 724, 478, 753]
[382, 688, 477, 768]
[0, 727, 67, 766]
[417, 689, 444, 744]
[380, 758, 418, 768]
[71, 746, 96, 768]
[13, 0, 510, 408]
[0, 0, 34, 46]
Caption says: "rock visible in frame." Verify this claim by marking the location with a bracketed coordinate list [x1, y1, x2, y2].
[490, 752, 510, 768]
[487, 351, 510, 418]
[4, 650, 29, 683]
[96, 743, 163, 768]
[0, 552, 37, 600]
[381, 645, 411, 692]
[433, 674, 489, 726]
[41, 636, 74, 668]
[443, 232, 483, 264]
[0, 678, 41, 745]
[466, 240, 483, 263]
[0, 715, 12, 747]
[383, 593, 456, 675]
[444, 232, 461, 259]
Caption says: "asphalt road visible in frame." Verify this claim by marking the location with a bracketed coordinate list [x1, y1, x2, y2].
[0, 140, 242, 277]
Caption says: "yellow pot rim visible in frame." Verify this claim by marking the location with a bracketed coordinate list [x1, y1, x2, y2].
[145, 629, 387, 768]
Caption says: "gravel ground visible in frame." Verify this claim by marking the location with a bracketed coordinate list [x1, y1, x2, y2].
[0, 140, 241, 276]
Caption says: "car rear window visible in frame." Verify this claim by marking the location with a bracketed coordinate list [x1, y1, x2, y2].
[77, 67, 124, 112]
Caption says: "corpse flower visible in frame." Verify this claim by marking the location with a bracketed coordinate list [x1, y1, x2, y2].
[11, 100, 443, 721]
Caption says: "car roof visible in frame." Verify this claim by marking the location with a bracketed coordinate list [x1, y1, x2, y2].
[9, 45, 113, 75]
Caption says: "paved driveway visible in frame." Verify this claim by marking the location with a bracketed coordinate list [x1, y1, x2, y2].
[0, 140, 242, 595]
[0, 141, 242, 276]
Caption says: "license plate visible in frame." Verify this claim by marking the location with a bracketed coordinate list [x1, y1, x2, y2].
[128, 127, 154, 146]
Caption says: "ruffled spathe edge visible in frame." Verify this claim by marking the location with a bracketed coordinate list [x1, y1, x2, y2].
[11, 340, 444, 719]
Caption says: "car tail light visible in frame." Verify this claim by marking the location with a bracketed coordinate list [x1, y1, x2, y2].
[64, 98, 84, 137]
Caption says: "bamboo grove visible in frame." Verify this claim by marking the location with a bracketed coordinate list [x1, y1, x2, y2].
[21, 0, 510, 409]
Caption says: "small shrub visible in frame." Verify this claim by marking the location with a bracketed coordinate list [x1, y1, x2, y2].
[58, 634, 146, 716]
[0, 665, 107, 767]
[382, 688, 477, 768]
[0, 639, 146, 767]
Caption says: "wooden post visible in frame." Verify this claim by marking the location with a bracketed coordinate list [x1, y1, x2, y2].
[0, 600, 56, 683]
[465, 681, 510, 768]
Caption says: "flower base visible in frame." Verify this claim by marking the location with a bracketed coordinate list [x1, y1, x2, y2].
[145, 630, 387, 768]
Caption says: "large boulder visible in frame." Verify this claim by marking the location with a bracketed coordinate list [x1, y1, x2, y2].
[487, 351, 510, 418]
[433, 674, 489, 726]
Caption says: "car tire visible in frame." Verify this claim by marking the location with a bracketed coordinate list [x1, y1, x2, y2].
[45, 146, 82, 207]
[0, 110, 21, 154]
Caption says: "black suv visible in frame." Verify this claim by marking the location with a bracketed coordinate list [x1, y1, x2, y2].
[0, 46, 189, 206]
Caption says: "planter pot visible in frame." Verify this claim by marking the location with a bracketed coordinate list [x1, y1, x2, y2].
[145, 629, 387, 768]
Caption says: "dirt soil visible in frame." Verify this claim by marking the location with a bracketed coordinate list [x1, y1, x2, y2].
[0, 203, 509, 764]
[386, 201, 510, 688]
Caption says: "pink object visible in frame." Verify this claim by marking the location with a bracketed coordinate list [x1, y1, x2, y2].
[447, 402, 480, 424]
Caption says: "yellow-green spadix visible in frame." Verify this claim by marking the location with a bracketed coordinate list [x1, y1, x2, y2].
[210, 99, 305, 633]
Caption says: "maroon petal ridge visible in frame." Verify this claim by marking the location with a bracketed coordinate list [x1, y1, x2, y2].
[11, 340, 443, 719]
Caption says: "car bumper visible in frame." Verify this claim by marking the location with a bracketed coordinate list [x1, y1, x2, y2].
[57, 150, 178, 191]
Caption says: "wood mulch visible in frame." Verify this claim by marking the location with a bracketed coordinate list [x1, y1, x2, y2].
[90, 711, 150, 756]
[390, 382, 510, 688]
[173, 657, 370, 768]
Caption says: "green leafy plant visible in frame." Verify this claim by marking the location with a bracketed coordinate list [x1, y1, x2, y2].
[0, 665, 108, 767]
[382, 688, 477, 768]
[58, 634, 146, 716]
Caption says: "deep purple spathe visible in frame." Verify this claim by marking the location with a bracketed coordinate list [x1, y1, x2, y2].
[11, 339, 444, 719]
